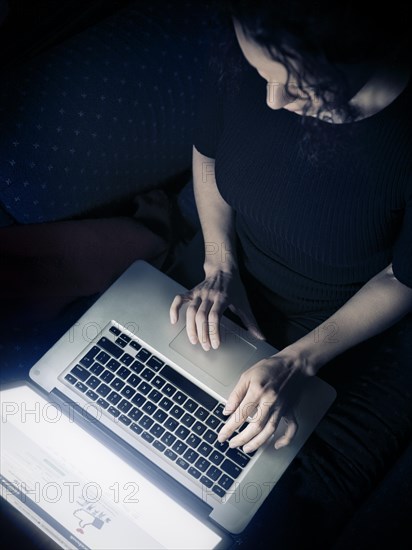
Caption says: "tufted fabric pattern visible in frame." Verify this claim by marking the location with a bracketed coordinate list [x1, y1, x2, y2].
[0, 0, 215, 226]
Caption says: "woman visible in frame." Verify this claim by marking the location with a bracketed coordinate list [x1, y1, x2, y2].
[170, 0, 412, 547]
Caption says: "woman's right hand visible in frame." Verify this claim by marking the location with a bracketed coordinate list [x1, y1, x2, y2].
[169, 269, 266, 351]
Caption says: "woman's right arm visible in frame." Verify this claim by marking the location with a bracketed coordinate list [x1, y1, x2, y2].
[170, 145, 265, 350]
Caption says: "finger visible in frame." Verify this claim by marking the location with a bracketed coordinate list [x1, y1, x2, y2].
[241, 407, 283, 453]
[185, 296, 201, 345]
[218, 391, 260, 442]
[195, 299, 213, 351]
[222, 373, 250, 416]
[229, 303, 266, 340]
[227, 396, 276, 449]
[170, 294, 188, 324]
[274, 412, 298, 450]
[208, 301, 226, 349]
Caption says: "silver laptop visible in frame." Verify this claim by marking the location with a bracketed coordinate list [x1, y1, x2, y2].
[1, 260, 336, 549]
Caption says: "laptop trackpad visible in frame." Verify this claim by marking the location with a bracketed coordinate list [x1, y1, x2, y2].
[169, 325, 257, 387]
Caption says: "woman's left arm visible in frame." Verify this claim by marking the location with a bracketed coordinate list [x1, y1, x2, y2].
[218, 263, 412, 452]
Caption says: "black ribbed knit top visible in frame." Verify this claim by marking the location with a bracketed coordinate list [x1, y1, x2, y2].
[193, 55, 412, 315]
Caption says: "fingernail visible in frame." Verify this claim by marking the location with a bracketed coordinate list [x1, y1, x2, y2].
[170, 315, 176, 324]
[203, 344, 210, 351]
[243, 445, 252, 453]
[211, 341, 219, 349]
[229, 440, 237, 448]
[275, 441, 284, 450]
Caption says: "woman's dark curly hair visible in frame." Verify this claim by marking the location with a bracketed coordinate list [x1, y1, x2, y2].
[206, 0, 411, 160]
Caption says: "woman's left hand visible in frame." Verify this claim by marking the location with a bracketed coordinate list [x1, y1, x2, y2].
[217, 353, 307, 453]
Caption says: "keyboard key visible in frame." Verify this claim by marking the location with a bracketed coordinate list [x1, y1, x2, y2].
[200, 476, 213, 488]
[170, 405, 184, 419]
[138, 415, 154, 430]
[164, 418, 178, 432]
[106, 359, 120, 372]
[218, 474, 234, 490]
[127, 374, 141, 388]
[195, 407, 208, 421]
[206, 466, 221, 481]
[193, 422, 206, 436]
[161, 432, 176, 446]
[148, 389, 162, 403]
[137, 381, 151, 395]
[172, 440, 187, 455]
[64, 374, 76, 385]
[187, 434, 201, 448]
[109, 326, 121, 336]
[209, 451, 224, 466]
[96, 384, 110, 397]
[79, 346, 100, 367]
[131, 393, 146, 407]
[142, 401, 157, 415]
[161, 365, 218, 411]
[212, 485, 226, 498]
[163, 383, 176, 397]
[130, 341, 141, 351]
[181, 413, 195, 428]
[174, 391, 187, 405]
[226, 448, 251, 469]
[130, 360, 144, 374]
[96, 351, 110, 364]
[120, 353, 134, 366]
[188, 467, 201, 480]
[152, 376, 166, 389]
[183, 449, 199, 464]
[115, 337, 127, 348]
[89, 363, 104, 375]
[120, 385, 135, 399]
[86, 376, 100, 389]
[164, 449, 177, 461]
[159, 397, 173, 411]
[213, 403, 227, 421]
[214, 440, 229, 454]
[146, 356, 164, 371]
[184, 399, 198, 413]
[198, 442, 213, 457]
[175, 426, 190, 440]
[97, 337, 124, 358]
[204, 429, 218, 444]
[70, 365, 90, 382]
[153, 409, 167, 423]
[136, 348, 151, 362]
[221, 459, 242, 479]
[110, 378, 125, 391]
[100, 370, 114, 383]
[206, 415, 221, 429]
[96, 398, 109, 409]
[108, 406, 120, 418]
[107, 392, 121, 405]
[118, 400, 132, 413]
[118, 334, 131, 344]
[85, 390, 98, 401]
[128, 408, 143, 422]
[153, 440, 166, 452]
[75, 382, 87, 392]
[119, 415, 132, 426]
[117, 366, 131, 379]
[150, 423, 165, 438]
[176, 458, 189, 470]
[130, 423, 143, 435]
[195, 457, 210, 473]
[141, 368, 155, 381]
[142, 431, 154, 443]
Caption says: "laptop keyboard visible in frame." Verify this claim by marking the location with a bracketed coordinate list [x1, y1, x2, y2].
[61, 322, 255, 499]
